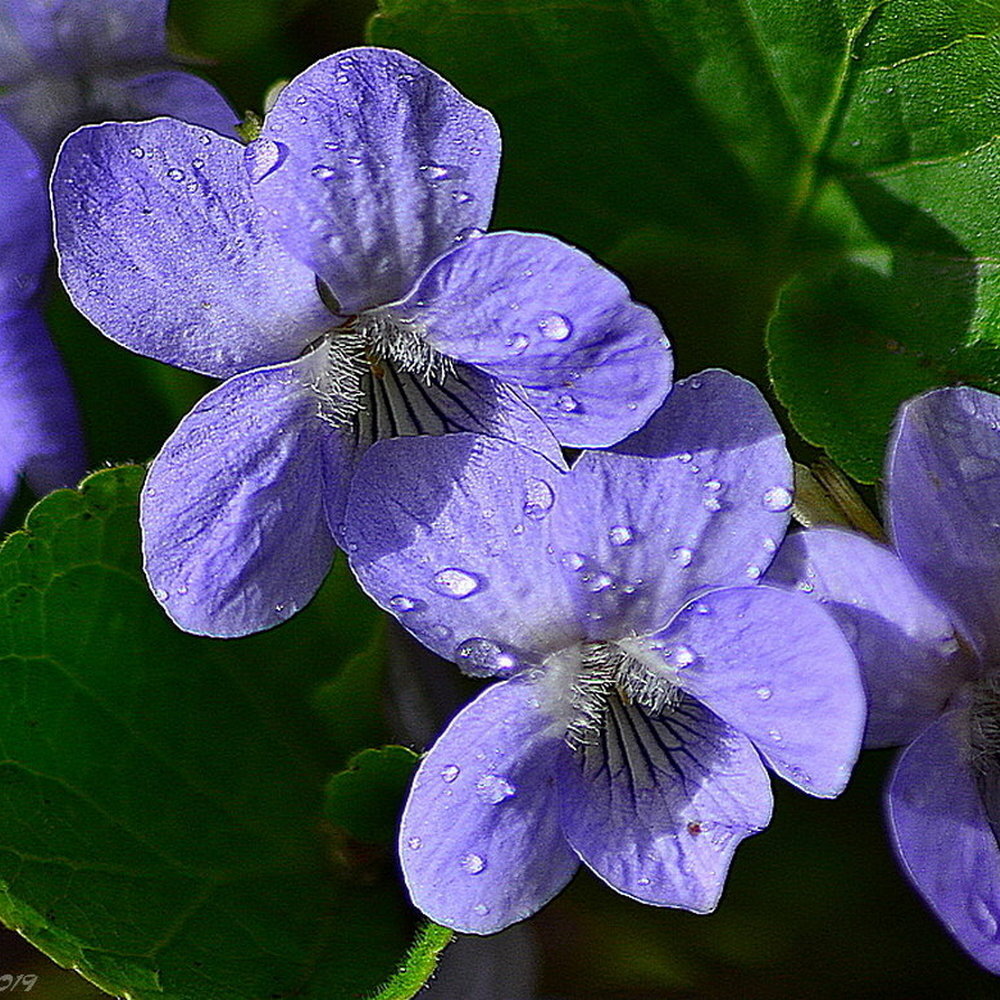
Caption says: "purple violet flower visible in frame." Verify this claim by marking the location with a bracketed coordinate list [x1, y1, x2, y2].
[0, 116, 83, 519]
[52, 47, 673, 638]
[0, 0, 236, 161]
[766, 385, 1000, 975]
[340, 370, 865, 933]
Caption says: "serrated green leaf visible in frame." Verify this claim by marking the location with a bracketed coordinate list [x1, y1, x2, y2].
[0, 467, 437, 1000]
[370, 0, 1000, 479]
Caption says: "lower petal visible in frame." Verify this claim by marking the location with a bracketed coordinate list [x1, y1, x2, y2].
[887, 710, 1000, 974]
[556, 696, 772, 913]
[399, 673, 579, 933]
[0, 307, 85, 516]
[648, 585, 866, 797]
[141, 347, 351, 637]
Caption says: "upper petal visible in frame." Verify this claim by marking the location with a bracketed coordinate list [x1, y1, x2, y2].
[887, 710, 1000, 974]
[342, 433, 578, 668]
[546, 370, 792, 637]
[766, 527, 971, 748]
[141, 346, 349, 638]
[0, 306, 85, 516]
[888, 387, 1000, 659]
[399, 672, 579, 934]
[53, 118, 332, 379]
[252, 48, 500, 313]
[391, 231, 672, 447]
[645, 585, 866, 797]
[555, 696, 772, 913]
[0, 116, 48, 308]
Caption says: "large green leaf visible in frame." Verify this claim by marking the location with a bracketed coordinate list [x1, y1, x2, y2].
[0, 467, 446, 1000]
[370, 0, 1000, 479]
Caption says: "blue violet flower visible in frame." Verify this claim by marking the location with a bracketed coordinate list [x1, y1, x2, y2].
[341, 370, 865, 933]
[52, 47, 673, 637]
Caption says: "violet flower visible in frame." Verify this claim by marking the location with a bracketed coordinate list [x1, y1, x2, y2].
[0, 116, 83, 519]
[341, 370, 865, 933]
[52, 47, 672, 638]
[766, 385, 1000, 974]
[0, 0, 235, 162]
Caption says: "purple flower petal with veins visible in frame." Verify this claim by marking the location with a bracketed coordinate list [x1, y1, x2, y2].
[343, 370, 865, 933]
[53, 47, 673, 637]
[766, 384, 1000, 975]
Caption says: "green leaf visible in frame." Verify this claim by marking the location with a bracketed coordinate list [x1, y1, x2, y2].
[325, 747, 419, 847]
[0, 467, 445, 1000]
[370, 0, 1000, 478]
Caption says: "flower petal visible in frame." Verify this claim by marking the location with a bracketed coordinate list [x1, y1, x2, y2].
[888, 386, 1000, 658]
[887, 710, 1000, 974]
[0, 306, 85, 516]
[253, 48, 499, 313]
[392, 231, 672, 447]
[555, 696, 771, 912]
[647, 584, 865, 797]
[0, 0, 169, 72]
[766, 527, 970, 748]
[399, 672, 579, 934]
[546, 370, 791, 637]
[53, 118, 331, 379]
[342, 434, 577, 668]
[0, 117, 49, 307]
[141, 347, 348, 638]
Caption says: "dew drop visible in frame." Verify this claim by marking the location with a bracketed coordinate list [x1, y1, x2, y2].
[451, 190, 474, 204]
[677, 452, 693, 464]
[166, 167, 185, 181]
[671, 546, 693, 567]
[703, 496, 723, 512]
[192, 158, 205, 169]
[583, 572, 613, 594]
[311, 164, 337, 180]
[441, 764, 461, 783]
[524, 478, 555, 520]
[505, 333, 529, 354]
[198, 133, 212, 145]
[246, 138, 288, 183]
[455, 637, 518, 677]
[389, 594, 422, 612]
[704, 479, 723, 493]
[796, 579, 815, 594]
[556, 393, 579, 412]
[755, 685, 772, 701]
[153, 588, 169, 601]
[455, 226, 485, 243]
[431, 567, 482, 598]
[128, 146, 144, 158]
[536, 311, 573, 341]
[768, 728, 783, 742]
[745, 564, 762, 580]
[636, 877, 652, 886]
[560, 551, 586, 571]
[475, 773, 517, 803]
[419, 162, 468, 182]
[473, 902, 491, 915]
[669, 645, 697, 669]
[407, 836, 422, 850]
[460, 853, 486, 874]
[762, 486, 793, 512]
[608, 525, 634, 546]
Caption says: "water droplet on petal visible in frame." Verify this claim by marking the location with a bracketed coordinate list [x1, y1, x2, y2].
[153, 588, 169, 601]
[451, 190, 474, 204]
[582, 572, 613, 593]
[311, 163, 337, 180]
[636, 877, 651, 886]
[677, 452, 693, 464]
[505, 333, 529, 354]
[755, 685, 772, 701]
[475, 774, 517, 803]
[536, 311, 573, 341]
[745, 564, 762, 580]
[192, 158, 205, 169]
[246, 138, 288, 183]
[455, 226, 485, 243]
[560, 551, 586, 571]
[198, 133, 212, 145]
[668, 645, 697, 668]
[556, 394, 579, 413]
[608, 525, 634, 546]
[703, 496, 723, 512]
[704, 479, 723, 493]
[671, 546, 693, 567]
[407, 836, 422, 850]
[441, 764, 461, 783]
[938, 634, 960, 655]
[523, 478, 555, 520]
[129, 146, 144, 158]
[473, 902, 490, 915]
[389, 594, 423, 612]
[762, 486, 793, 512]
[431, 568, 482, 598]
[460, 853, 486, 874]
[166, 167, 185, 181]
[455, 637, 518, 677]
[768, 728, 783, 742]
[419, 162, 468, 182]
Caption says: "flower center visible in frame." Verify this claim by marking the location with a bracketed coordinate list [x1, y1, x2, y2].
[970, 672, 1000, 777]
[553, 640, 683, 751]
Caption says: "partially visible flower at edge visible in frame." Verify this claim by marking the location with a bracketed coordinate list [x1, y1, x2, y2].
[52, 46, 673, 639]
[341, 369, 865, 933]
[0, 0, 238, 521]
[766, 385, 1000, 974]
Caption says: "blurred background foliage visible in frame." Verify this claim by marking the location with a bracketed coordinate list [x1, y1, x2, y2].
[2, 0, 1000, 997]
